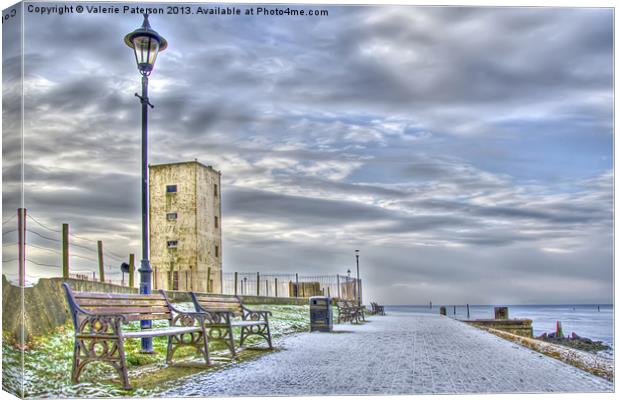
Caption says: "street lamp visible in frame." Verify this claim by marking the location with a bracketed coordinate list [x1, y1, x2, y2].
[124, 13, 167, 352]
[355, 250, 361, 306]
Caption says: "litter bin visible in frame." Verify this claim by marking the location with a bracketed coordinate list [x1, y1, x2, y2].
[309, 296, 333, 332]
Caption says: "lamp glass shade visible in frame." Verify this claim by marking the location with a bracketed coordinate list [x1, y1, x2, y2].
[132, 34, 160, 74]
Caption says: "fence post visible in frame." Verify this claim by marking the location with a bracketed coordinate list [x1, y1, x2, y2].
[256, 272, 260, 296]
[234, 272, 238, 295]
[17, 208, 26, 287]
[327, 286, 331, 297]
[265, 279, 268, 297]
[97, 240, 104, 282]
[129, 253, 135, 288]
[207, 267, 212, 292]
[336, 275, 340, 298]
[467, 304, 470, 319]
[275, 278, 278, 297]
[61, 223, 69, 278]
[295, 273, 299, 298]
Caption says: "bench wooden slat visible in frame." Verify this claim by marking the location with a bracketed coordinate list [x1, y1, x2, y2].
[79, 306, 172, 315]
[122, 326, 200, 338]
[73, 292, 164, 300]
[76, 299, 168, 307]
[194, 297, 241, 303]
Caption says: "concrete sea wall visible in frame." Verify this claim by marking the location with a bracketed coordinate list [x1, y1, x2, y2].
[463, 319, 533, 338]
[2, 275, 308, 341]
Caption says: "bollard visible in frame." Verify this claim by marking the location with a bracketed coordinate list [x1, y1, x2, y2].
[556, 321, 564, 338]
[439, 306, 447, 316]
[466, 304, 470, 319]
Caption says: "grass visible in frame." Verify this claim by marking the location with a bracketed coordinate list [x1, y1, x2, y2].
[2, 304, 311, 398]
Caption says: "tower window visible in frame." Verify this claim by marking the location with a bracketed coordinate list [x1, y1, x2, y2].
[215, 245, 219, 258]
[214, 184, 218, 197]
[167, 240, 178, 249]
[167, 212, 178, 221]
[166, 185, 177, 193]
[214, 216, 218, 228]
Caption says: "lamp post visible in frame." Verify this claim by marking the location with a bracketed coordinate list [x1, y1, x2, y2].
[355, 250, 361, 306]
[124, 13, 167, 352]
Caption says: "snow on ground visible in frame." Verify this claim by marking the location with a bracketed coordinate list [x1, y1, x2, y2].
[160, 312, 613, 396]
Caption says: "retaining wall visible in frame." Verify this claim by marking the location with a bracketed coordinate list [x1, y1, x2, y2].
[2, 275, 309, 341]
[463, 319, 533, 338]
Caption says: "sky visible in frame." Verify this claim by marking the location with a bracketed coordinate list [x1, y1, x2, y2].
[1, 2, 614, 304]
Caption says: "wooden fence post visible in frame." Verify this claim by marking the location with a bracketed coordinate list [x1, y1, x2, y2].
[234, 272, 238, 295]
[295, 273, 299, 298]
[97, 240, 104, 282]
[256, 272, 260, 296]
[336, 275, 341, 298]
[62, 223, 69, 278]
[129, 254, 135, 288]
[17, 208, 26, 287]
[265, 279, 268, 297]
[275, 278, 278, 297]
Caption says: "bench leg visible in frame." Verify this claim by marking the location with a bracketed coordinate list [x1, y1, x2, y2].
[227, 323, 237, 357]
[116, 338, 132, 390]
[73, 336, 131, 390]
[266, 323, 273, 349]
[239, 324, 272, 349]
[168, 331, 211, 366]
[166, 336, 174, 364]
[71, 340, 79, 385]
[239, 326, 247, 347]
[200, 326, 211, 365]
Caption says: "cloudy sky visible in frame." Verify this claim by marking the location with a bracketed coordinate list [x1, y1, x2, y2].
[2, 2, 613, 304]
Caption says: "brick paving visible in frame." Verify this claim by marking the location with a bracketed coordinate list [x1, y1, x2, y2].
[161, 312, 613, 396]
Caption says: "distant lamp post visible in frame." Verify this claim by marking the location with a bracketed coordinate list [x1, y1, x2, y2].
[355, 250, 361, 306]
[124, 13, 167, 353]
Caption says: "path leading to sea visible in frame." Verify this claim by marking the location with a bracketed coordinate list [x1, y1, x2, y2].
[161, 312, 613, 396]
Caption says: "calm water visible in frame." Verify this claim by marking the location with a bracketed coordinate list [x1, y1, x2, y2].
[385, 304, 614, 358]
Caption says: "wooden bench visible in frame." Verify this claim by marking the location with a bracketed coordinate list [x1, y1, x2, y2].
[335, 299, 365, 324]
[371, 302, 385, 315]
[62, 284, 210, 390]
[184, 292, 273, 357]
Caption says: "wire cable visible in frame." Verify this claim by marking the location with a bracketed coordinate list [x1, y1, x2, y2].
[2, 229, 17, 236]
[26, 258, 61, 269]
[26, 229, 61, 243]
[71, 253, 98, 263]
[2, 214, 16, 226]
[27, 215, 61, 233]
[27, 243, 62, 255]
[2, 258, 18, 263]
[69, 233, 99, 244]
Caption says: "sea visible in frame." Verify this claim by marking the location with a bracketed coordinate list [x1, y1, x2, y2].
[385, 304, 614, 359]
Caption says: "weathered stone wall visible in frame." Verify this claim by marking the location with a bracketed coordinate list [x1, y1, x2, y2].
[164, 289, 309, 306]
[464, 319, 533, 338]
[2, 275, 138, 341]
[2, 275, 308, 340]
[149, 161, 222, 293]
[195, 163, 222, 293]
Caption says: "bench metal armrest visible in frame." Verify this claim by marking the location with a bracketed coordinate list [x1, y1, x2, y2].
[241, 306, 272, 321]
[170, 310, 207, 327]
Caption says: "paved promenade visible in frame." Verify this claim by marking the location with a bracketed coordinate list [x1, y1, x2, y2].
[162, 312, 613, 396]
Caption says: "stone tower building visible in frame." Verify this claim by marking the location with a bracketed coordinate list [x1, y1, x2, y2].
[149, 161, 222, 293]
